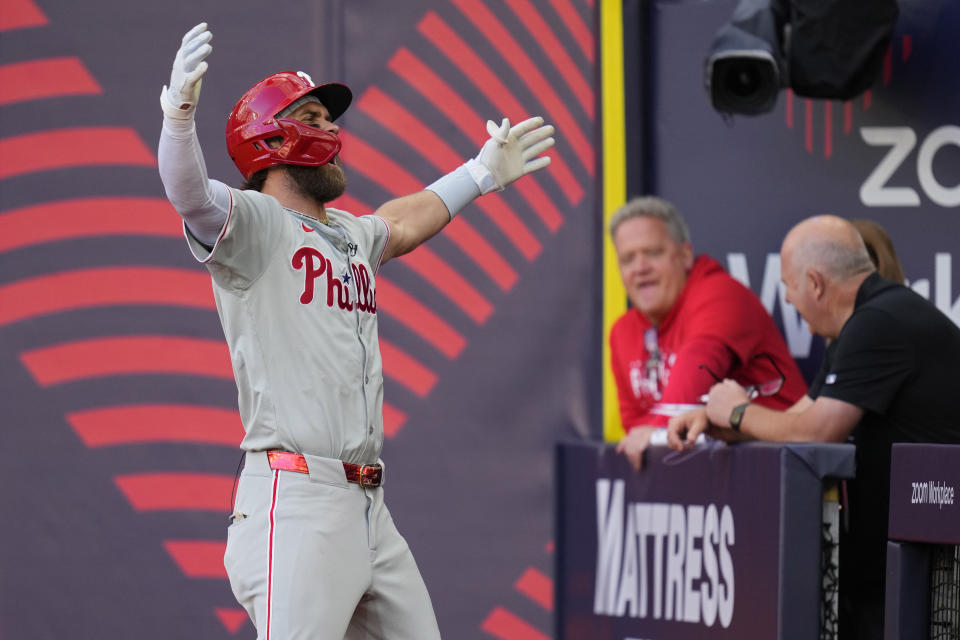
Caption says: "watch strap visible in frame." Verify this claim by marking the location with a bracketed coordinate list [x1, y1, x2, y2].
[729, 402, 749, 431]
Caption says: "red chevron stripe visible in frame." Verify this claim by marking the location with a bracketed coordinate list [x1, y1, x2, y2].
[0, 267, 214, 327]
[380, 339, 437, 397]
[0, 197, 181, 252]
[444, 217, 519, 288]
[512, 180, 563, 232]
[215, 607, 249, 634]
[376, 276, 466, 358]
[514, 567, 553, 611]
[163, 540, 227, 579]
[390, 46, 498, 146]
[411, 20, 584, 204]
[115, 473, 234, 512]
[388, 49, 574, 228]
[503, 0, 593, 118]
[0, 127, 155, 179]
[449, 0, 594, 176]
[472, 195, 542, 260]
[66, 404, 244, 447]
[357, 87, 540, 259]
[547, 0, 594, 63]
[0, 0, 47, 31]
[0, 58, 101, 106]
[340, 130, 422, 192]
[481, 606, 550, 640]
[358, 87, 465, 170]
[401, 247, 493, 324]
[20, 336, 234, 386]
[382, 403, 407, 437]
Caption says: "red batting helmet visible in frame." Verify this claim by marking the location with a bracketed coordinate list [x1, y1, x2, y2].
[226, 70, 352, 179]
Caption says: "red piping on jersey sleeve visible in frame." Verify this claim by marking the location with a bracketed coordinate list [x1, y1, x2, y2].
[185, 186, 234, 265]
[371, 215, 390, 275]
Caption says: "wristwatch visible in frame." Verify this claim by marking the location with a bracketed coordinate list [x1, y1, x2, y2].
[729, 402, 749, 432]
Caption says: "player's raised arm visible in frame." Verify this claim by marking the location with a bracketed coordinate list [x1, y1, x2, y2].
[376, 116, 555, 264]
[157, 22, 231, 246]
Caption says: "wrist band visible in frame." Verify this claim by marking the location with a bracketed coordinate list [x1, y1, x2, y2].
[425, 163, 482, 219]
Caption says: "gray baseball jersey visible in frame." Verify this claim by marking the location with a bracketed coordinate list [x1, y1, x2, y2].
[186, 186, 387, 464]
[186, 185, 440, 639]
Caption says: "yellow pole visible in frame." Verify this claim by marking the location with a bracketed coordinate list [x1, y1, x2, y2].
[600, 0, 628, 442]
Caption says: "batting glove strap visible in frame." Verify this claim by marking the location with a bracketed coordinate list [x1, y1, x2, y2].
[465, 157, 501, 195]
[160, 86, 196, 120]
[425, 163, 482, 220]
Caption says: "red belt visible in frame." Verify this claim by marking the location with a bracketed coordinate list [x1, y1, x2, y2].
[266, 450, 382, 488]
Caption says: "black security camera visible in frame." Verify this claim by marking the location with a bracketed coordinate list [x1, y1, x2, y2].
[705, 0, 897, 117]
[704, 0, 787, 116]
[708, 52, 781, 115]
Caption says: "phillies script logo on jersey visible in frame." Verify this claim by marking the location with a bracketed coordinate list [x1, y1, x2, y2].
[291, 246, 377, 314]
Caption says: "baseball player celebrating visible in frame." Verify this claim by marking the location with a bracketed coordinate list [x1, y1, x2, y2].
[157, 23, 554, 640]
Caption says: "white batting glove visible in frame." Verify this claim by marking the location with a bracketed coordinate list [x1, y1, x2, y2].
[466, 116, 555, 194]
[160, 22, 213, 120]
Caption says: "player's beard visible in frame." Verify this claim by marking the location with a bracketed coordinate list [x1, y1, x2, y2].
[286, 161, 347, 205]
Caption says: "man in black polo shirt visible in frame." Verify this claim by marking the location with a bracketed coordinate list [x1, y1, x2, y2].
[666, 215, 960, 639]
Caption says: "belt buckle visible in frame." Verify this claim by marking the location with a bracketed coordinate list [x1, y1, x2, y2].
[359, 464, 381, 487]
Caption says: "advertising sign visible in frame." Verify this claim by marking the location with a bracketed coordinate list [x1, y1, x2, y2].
[888, 443, 960, 544]
[556, 441, 855, 639]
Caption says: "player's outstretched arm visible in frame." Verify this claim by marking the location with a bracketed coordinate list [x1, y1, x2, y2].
[157, 23, 230, 246]
[377, 116, 555, 264]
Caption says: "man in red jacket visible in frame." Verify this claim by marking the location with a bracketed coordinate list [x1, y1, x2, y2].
[610, 196, 806, 469]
